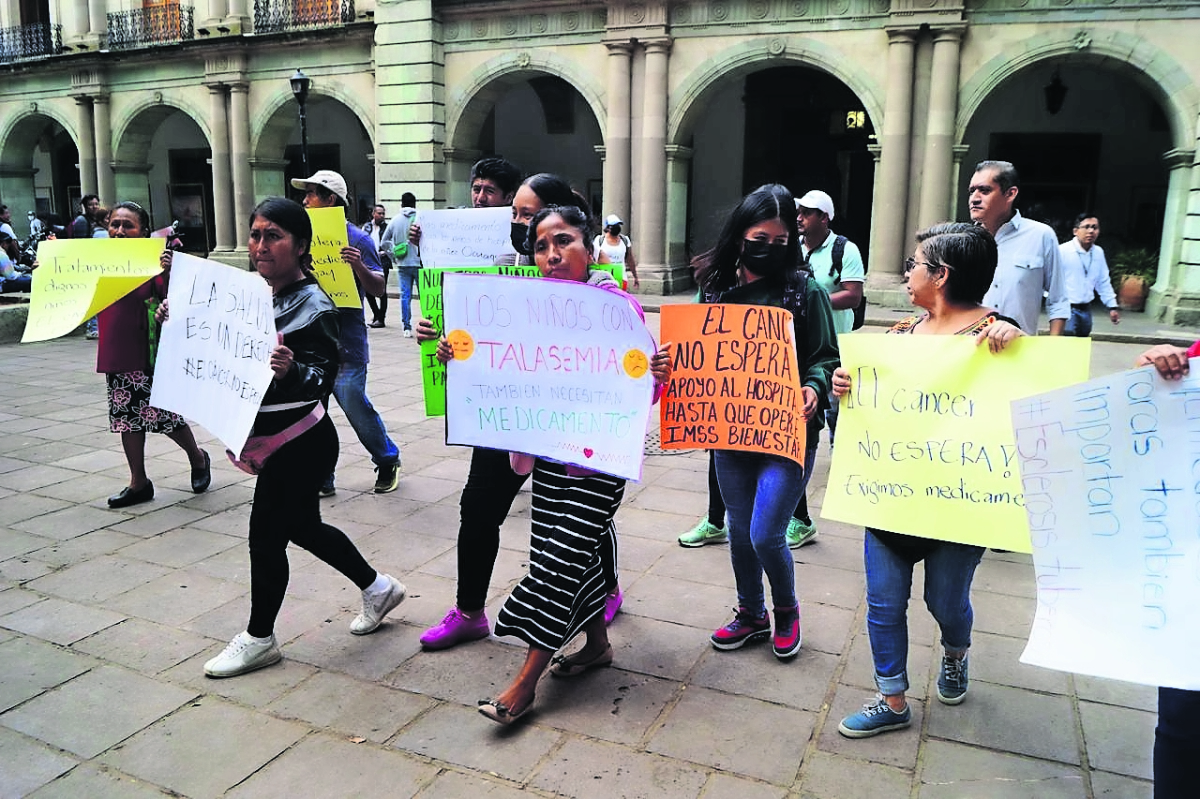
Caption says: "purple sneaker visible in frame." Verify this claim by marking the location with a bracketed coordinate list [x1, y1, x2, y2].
[604, 589, 623, 625]
[419, 606, 490, 650]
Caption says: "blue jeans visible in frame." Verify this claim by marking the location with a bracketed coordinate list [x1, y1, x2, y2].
[331, 362, 399, 470]
[714, 450, 811, 614]
[1156, 687, 1200, 798]
[864, 528, 984, 696]
[398, 267, 418, 330]
[1063, 305, 1093, 337]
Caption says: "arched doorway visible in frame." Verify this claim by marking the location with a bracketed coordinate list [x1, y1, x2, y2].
[960, 60, 1172, 255]
[446, 69, 604, 210]
[0, 113, 79, 234]
[115, 105, 213, 253]
[681, 64, 876, 263]
[255, 94, 374, 225]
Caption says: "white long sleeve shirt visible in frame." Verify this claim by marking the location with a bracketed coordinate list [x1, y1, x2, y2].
[1058, 239, 1118, 309]
[982, 210, 1070, 335]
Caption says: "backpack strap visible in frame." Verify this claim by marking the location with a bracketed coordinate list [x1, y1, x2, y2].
[831, 235, 847, 284]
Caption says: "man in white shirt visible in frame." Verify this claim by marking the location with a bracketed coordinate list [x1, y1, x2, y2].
[1058, 214, 1119, 337]
[969, 160, 1068, 335]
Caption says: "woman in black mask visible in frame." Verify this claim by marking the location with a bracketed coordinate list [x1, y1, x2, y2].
[501, 173, 588, 265]
[692, 183, 839, 661]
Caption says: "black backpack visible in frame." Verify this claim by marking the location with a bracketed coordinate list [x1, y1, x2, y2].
[813, 235, 866, 330]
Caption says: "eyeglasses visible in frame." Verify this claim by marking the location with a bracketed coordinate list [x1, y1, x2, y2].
[903, 257, 953, 275]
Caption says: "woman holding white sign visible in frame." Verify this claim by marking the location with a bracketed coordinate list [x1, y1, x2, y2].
[97, 201, 211, 508]
[693, 184, 840, 661]
[201, 198, 405, 678]
[442, 205, 671, 724]
[832, 223, 1023, 738]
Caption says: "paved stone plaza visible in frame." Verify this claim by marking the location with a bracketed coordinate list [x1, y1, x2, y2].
[0, 307, 1188, 798]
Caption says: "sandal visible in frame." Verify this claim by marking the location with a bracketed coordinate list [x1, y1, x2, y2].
[477, 697, 533, 725]
[549, 644, 614, 678]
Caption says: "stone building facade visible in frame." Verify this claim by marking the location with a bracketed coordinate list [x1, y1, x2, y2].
[2, 1, 1199, 321]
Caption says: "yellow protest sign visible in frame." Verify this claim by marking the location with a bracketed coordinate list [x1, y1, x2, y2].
[822, 334, 1090, 552]
[306, 206, 358, 308]
[659, 303, 806, 466]
[21, 238, 165, 343]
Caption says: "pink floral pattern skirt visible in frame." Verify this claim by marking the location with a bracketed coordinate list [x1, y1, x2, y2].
[106, 371, 187, 434]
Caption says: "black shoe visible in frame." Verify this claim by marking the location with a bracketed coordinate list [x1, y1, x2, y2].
[191, 450, 211, 493]
[368, 320, 385, 328]
[108, 481, 154, 508]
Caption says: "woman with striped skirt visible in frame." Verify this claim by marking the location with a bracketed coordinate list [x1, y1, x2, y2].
[439, 204, 671, 725]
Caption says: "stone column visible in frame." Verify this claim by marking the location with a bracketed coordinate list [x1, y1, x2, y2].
[870, 28, 917, 279]
[1147, 147, 1200, 323]
[229, 83, 253, 250]
[638, 38, 671, 291]
[225, 0, 249, 33]
[92, 94, 115, 206]
[75, 96, 97, 197]
[205, 0, 229, 28]
[88, 0, 106, 39]
[208, 84, 234, 251]
[603, 41, 633, 225]
[68, 0, 91, 41]
[916, 25, 965, 229]
[664, 144, 692, 287]
[440, 147, 481, 208]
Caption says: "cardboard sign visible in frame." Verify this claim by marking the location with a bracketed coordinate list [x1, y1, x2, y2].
[416, 206, 515, 268]
[442, 273, 656, 481]
[822, 335, 1090, 552]
[417, 265, 540, 416]
[149, 253, 276, 456]
[306, 207, 358, 308]
[658, 304, 806, 465]
[1013, 363, 1200, 690]
[21, 238, 164, 343]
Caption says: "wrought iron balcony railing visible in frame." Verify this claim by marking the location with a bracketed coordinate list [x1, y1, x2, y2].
[0, 22, 63, 64]
[253, 0, 355, 35]
[106, 4, 194, 51]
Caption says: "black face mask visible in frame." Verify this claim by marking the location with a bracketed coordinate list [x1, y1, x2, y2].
[610, 224, 622, 236]
[740, 240, 790, 278]
[510, 222, 531, 256]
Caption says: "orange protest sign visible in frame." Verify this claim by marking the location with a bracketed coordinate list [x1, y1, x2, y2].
[659, 303, 806, 465]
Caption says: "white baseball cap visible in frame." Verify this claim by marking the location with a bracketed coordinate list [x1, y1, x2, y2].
[797, 190, 835, 221]
[604, 214, 623, 227]
[290, 170, 348, 205]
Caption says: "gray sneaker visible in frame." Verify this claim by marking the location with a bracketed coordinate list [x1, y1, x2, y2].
[937, 652, 969, 704]
[204, 632, 281, 678]
[351, 574, 407, 635]
[678, 519, 727, 548]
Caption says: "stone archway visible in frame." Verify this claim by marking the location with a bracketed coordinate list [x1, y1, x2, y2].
[113, 102, 212, 250]
[444, 51, 607, 208]
[669, 37, 883, 265]
[252, 90, 375, 223]
[0, 109, 81, 228]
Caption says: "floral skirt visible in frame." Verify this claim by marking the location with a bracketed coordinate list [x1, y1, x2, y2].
[106, 371, 187, 434]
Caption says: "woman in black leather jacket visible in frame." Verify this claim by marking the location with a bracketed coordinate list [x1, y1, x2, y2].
[203, 197, 405, 678]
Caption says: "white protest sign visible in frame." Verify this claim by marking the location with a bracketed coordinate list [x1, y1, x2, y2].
[443, 273, 657, 481]
[1012, 364, 1200, 689]
[416, 206, 515, 267]
[150, 253, 276, 456]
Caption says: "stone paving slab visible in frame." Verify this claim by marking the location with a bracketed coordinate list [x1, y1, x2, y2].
[0, 332, 1161, 797]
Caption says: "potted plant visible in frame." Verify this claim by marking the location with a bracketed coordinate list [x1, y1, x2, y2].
[1108, 247, 1158, 312]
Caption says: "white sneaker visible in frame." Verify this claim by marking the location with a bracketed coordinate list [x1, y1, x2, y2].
[403, 329, 413, 338]
[204, 632, 281, 678]
[351, 574, 407, 635]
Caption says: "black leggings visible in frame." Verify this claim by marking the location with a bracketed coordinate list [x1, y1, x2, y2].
[366, 267, 390, 320]
[457, 447, 618, 612]
[706, 450, 808, 527]
[247, 414, 376, 638]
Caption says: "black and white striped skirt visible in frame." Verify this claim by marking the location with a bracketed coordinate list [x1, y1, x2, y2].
[494, 460, 625, 652]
